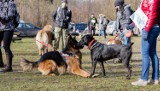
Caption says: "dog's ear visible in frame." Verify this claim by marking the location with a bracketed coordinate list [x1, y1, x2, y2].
[68, 34, 72, 39]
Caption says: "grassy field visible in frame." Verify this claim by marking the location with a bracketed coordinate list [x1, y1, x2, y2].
[0, 36, 160, 91]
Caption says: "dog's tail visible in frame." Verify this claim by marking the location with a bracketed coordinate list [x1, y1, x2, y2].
[20, 57, 38, 72]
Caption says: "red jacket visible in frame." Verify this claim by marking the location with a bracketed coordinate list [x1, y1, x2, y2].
[141, 0, 160, 32]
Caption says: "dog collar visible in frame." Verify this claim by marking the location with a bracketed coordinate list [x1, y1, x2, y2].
[88, 39, 95, 49]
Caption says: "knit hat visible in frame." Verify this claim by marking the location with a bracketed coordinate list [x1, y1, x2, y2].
[114, 0, 124, 7]
[62, 0, 68, 3]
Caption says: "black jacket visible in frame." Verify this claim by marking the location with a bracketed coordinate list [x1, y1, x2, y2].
[52, 7, 72, 29]
[116, 4, 133, 31]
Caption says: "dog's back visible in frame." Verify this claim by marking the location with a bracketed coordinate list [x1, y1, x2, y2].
[36, 25, 53, 55]
[20, 51, 67, 76]
[106, 39, 122, 45]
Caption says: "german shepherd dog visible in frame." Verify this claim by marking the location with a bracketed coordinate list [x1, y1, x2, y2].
[77, 35, 133, 79]
[20, 35, 90, 77]
[20, 51, 90, 77]
[20, 51, 67, 76]
[62, 34, 83, 67]
[36, 25, 54, 56]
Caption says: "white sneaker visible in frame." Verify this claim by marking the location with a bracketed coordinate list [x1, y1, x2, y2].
[148, 79, 159, 85]
[131, 79, 148, 86]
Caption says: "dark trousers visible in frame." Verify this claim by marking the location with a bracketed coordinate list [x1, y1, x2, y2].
[0, 31, 14, 68]
[89, 26, 95, 36]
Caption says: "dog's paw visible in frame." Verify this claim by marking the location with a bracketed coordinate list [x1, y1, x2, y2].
[126, 75, 131, 80]
[91, 74, 100, 78]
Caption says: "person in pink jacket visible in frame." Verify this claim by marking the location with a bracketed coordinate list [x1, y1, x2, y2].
[131, 0, 160, 86]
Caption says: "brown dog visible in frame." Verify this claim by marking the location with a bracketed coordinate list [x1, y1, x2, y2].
[20, 51, 90, 78]
[36, 25, 54, 56]
[106, 34, 122, 45]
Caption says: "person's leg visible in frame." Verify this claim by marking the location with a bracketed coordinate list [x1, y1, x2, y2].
[140, 33, 150, 81]
[62, 29, 69, 50]
[54, 27, 62, 50]
[93, 27, 95, 36]
[89, 26, 92, 35]
[131, 30, 149, 86]
[0, 31, 4, 67]
[101, 30, 103, 37]
[148, 26, 160, 81]
[1, 31, 14, 72]
[150, 40, 159, 80]
[103, 29, 106, 39]
[98, 30, 101, 37]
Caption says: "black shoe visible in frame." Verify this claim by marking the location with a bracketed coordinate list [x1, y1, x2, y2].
[0, 64, 4, 68]
[0, 67, 13, 73]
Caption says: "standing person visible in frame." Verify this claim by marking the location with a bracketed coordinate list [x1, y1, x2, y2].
[88, 13, 97, 36]
[102, 15, 109, 39]
[52, 0, 72, 50]
[131, 0, 160, 86]
[98, 14, 108, 39]
[114, 0, 133, 45]
[0, 0, 19, 72]
[98, 14, 103, 37]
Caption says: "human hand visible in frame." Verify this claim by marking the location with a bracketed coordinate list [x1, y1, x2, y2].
[126, 23, 135, 30]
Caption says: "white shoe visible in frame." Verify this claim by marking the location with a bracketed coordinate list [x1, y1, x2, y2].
[131, 79, 148, 86]
[148, 79, 159, 85]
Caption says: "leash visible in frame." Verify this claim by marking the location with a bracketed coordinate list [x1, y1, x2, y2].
[35, 39, 53, 49]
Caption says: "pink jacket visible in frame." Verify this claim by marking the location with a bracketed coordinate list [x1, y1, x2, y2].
[141, 0, 160, 32]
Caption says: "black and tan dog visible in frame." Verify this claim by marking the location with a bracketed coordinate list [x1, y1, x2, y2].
[20, 51, 90, 77]
[77, 35, 133, 79]
[62, 34, 83, 67]
[20, 51, 67, 76]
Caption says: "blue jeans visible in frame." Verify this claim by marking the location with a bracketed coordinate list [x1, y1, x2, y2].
[123, 36, 131, 45]
[119, 31, 131, 45]
[141, 25, 160, 81]
[101, 29, 106, 39]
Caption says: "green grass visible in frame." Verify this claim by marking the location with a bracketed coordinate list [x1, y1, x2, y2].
[0, 36, 160, 91]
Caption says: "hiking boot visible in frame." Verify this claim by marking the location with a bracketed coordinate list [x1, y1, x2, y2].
[0, 67, 13, 72]
[148, 79, 159, 85]
[131, 79, 148, 86]
[1, 52, 13, 72]
[0, 63, 4, 68]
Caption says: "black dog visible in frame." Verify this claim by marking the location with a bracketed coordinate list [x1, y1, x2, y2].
[77, 35, 133, 79]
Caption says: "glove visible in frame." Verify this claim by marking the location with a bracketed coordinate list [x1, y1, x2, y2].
[126, 23, 135, 30]
[142, 29, 148, 40]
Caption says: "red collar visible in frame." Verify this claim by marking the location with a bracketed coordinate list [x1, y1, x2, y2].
[88, 39, 95, 49]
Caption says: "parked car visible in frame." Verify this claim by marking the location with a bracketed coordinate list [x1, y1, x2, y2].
[15, 23, 42, 37]
[12, 29, 22, 42]
[70, 22, 87, 35]
[106, 21, 117, 36]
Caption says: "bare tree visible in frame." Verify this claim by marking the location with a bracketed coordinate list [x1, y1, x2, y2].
[15, 0, 140, 26]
